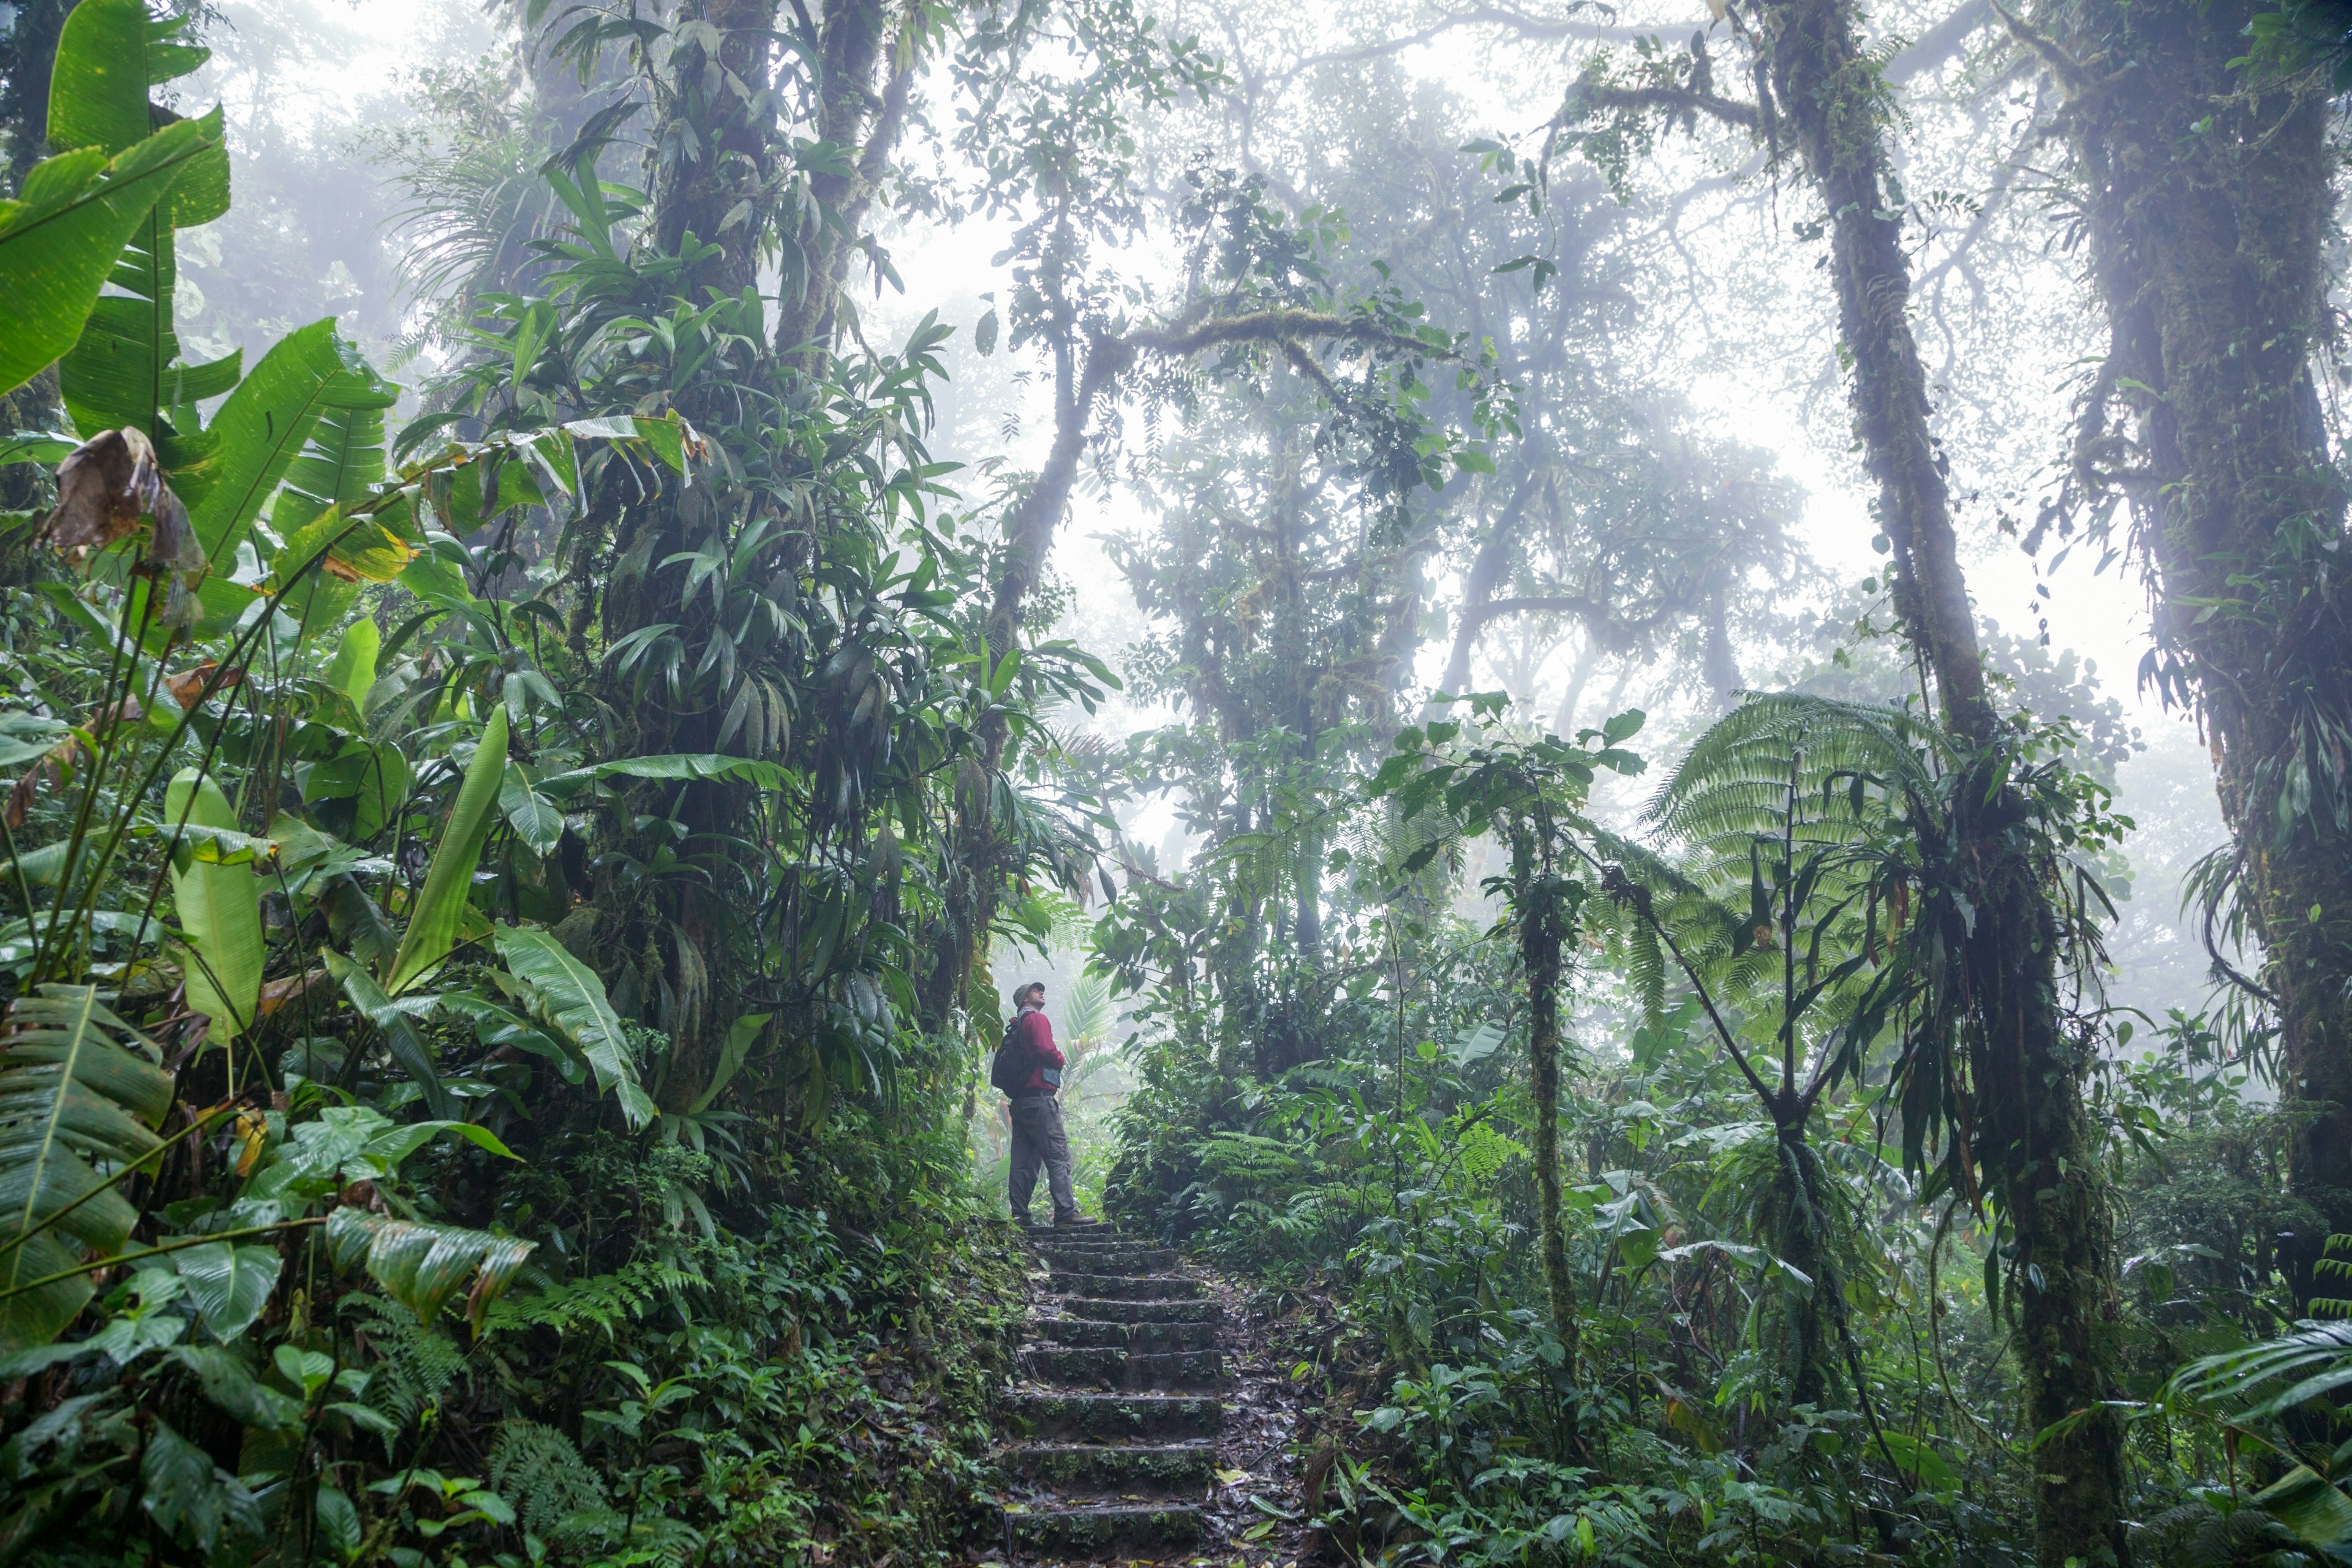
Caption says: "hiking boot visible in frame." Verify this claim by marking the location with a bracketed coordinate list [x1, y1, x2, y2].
[1055, 1213, 1105, 1229]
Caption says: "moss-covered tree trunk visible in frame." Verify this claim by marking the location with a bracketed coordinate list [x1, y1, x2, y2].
[1512, 817, 1581, 1388]
[2052, 0, 2352, 1310]
[592, 0, 781, 1093]
[774, 0, 920, 366]
[1755, 0, 2125, 1558]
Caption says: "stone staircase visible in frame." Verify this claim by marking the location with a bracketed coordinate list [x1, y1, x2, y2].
[995, 1227, 1226, 1560]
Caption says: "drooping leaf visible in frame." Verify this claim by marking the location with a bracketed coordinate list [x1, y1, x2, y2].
[0, 986, 173, 1353]
[386, 705, 510, 995]
[499, 765, 564, 857]
[165, 769, 264, 1046]
[139, 1418, 262, 1554]
[688, 1012, 769, 1115]
[493, 925, 655, 1129]
[324, 1205, 533, 1333]
[168, 1344, 303, 1430]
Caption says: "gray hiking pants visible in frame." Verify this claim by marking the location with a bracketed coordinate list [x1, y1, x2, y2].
[1008, 1091, 1077, 1222]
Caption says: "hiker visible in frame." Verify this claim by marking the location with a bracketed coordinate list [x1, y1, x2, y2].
[997, 981, 1099, 1228]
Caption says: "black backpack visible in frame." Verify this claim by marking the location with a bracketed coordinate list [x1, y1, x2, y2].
[989, 1016, 1032, 1097]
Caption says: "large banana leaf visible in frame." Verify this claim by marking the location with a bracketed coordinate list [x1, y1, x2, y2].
[0, 119, 220, 398]
[493, 925, 655, 1129]
[165, 770, 264, 1047]
[386, 706, 510, 995]
[324, 620, 380, 707]
[0, 986, 174, 1353]
[47, 0, 232, 464]
[269, 382, 402, 636]
[189, 322, 398, 628]
[324, 1206, 532, 1335]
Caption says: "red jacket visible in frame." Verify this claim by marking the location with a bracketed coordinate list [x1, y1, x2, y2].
[1014, 1007, 1064, 1093]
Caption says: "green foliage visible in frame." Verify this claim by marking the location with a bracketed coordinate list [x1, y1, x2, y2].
[492, 923, 655, 1129]
[0, 985, 171, 1351]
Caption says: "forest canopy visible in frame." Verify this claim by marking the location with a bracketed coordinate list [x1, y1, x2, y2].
[0, 0, 2346, 1565]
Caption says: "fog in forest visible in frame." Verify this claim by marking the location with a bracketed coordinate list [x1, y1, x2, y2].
[4, 0, 2334, 1561]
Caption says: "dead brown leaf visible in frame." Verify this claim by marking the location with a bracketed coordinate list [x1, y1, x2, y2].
[42, 429, 193, 567]
[164, 663, 243, 709]
[256, 967, 328, 1019]
[3, 739, 77, 829]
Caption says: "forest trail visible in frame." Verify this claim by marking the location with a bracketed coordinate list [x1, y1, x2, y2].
[988, 1228, 1305, 1565]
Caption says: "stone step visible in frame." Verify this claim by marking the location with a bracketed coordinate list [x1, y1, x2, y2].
[1019, 1346, 1224, 1392]
[1025, 1238, 1151, 1257]
[1000, 1392, 1223, 1443]
[1035, 1317, 1218, 1351]
[1031, 1243, 1179, 1273]
[1050, 1272, 1204, 1300]
[1003, 1502, 1205, 1558]
[1019, 1224, 1136, 1241]
[1060, 1295, 1221, 1324]
[1000, 1441, 1216, 1494]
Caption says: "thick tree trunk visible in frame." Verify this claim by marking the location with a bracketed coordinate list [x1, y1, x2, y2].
[1433, 459, 1544, 708]
[1, 0, 74, 195]
[1758, 0, 2125, 1558]
[775, 0, 918, 364]
[597, 0, 781, 1089]
[2054, 0, 2352, 1309]
[1515, 822, 1581, 1387]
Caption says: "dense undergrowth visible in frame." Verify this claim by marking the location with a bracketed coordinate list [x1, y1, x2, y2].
[1091, 705, 2342, 1568]
[7, 0, 2352, 1565]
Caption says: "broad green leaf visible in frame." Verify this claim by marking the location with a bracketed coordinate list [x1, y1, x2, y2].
[324, 618, 379, 707]
[0, 986, 172, 1353]
[318, 875, 398, 976]
[493, 925, 655, 1129]
[688, 1012, 769, 1115]
[2258, 1466, 2352, 1548]
[0, 711, 70, 767]
[190, 323, 396, 626]
[48, 0, 222, 172]
[387, 705, 509, 994]
[306, 741, 410, 844]
[499, 765, 564, 857]
[268, 386, 404, 633]
[537, 752, 791, 797]
[325, 1205, 533, 1333]
[165, 770, 264, 1045]
[315, 1483, 362, 1559]
[46, 1, 232, 454]
[167, 1242, 281, 1342]
[1872, 1429, 1956, 1491]
[0, 121, 219, 398]
[139, 1418, 260, 1553]
[169, 1344, 303, 1430]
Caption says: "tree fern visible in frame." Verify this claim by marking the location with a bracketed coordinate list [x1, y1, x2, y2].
[1649, 693, 1941, 860]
